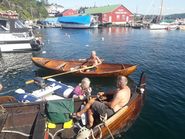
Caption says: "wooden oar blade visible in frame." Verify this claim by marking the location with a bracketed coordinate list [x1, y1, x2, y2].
[26, 80, 34, 85]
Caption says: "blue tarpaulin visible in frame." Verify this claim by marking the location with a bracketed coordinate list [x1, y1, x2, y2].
[58, 15, 91, 24]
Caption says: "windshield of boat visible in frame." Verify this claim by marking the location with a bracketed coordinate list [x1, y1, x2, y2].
[0, 19, 10, 32]
[15, 20, 26, 28]
[0, 25, 8, 32]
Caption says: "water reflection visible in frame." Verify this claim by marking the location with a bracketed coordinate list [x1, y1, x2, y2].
[149, 29, 168, 37]
[92, 27, 130, 35]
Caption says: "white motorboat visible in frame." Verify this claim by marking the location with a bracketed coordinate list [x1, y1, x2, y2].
[0, 17, 42, 53]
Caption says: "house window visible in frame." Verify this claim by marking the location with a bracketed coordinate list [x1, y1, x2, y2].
[122, 15, 125, 20]
[116, 15, 120, 20]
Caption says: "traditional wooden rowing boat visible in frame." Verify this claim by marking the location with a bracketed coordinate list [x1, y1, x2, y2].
[0, 72, 146, 139]
[31, 57, 137, 77]
[0, 101, 46, 139]
[47, 72, 146, 139]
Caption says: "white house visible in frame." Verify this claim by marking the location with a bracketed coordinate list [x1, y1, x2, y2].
[46, 4, 64, 17]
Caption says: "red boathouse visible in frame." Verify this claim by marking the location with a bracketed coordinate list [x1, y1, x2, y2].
[59, 9, 78, 16]
[85, 4, 133, 25]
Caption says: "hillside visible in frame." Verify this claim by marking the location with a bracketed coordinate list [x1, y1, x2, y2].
[165, 13, 185, 19]
[0, 0, 48, 19]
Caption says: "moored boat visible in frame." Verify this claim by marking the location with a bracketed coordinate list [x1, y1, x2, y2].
[31, 57, 137, 77]
[0, 17, 42, 53]
[58, 15, 98, 29]
[149, 23, 167, 30]
[150, 23, 178, 30]
[179, 25, 185, 30]
[0, 72, 146, 139]
[166, 24, 178, 30]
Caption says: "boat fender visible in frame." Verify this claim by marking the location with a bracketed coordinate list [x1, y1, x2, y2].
[140, 88, 145, 94]
[76, 126, 91, 139]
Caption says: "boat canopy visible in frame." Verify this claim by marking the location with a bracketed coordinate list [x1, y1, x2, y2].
[58, 15, 91, 24]
[44, 17, 59, 23]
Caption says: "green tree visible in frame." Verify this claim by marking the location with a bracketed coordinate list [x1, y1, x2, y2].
[0, 0, 48, 19]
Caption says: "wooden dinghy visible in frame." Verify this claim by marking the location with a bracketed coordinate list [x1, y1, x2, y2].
[47, 72, 146, 139]
[31, 57, 137, 77]
[0, 100, 46, 139]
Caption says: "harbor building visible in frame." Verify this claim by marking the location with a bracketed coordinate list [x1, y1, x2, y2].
[85, 4, 133, 25]
[57, 9, 78, 16]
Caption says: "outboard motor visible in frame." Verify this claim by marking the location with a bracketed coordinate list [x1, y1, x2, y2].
[34, 77, 46, 89]
[30, 39, 42, 51]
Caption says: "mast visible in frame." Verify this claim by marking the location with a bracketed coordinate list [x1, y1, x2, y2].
[159, 0, 163, 21]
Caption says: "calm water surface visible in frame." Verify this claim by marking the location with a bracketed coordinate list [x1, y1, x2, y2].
[0, 27, 185, 139]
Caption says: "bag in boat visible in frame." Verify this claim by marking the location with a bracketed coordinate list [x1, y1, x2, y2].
[46, 98, 74, 124]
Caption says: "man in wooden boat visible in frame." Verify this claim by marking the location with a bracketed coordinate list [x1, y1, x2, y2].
[72, 76, 131, 128]
[80, 51, 102, 72]
[71, 77, 92, 100]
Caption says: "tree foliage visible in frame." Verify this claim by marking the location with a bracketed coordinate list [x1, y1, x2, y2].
[0, 0, 48, 19]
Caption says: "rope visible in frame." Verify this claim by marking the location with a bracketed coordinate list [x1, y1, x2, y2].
[104, 124, 114, 139]
[48, 132, 54, 139]
[100, 114, 115, 139]
[91, 124, 103, 139]
[1, 130, 30, 137]
[47, 128, 65, 139]
[53, 128, 65, 138]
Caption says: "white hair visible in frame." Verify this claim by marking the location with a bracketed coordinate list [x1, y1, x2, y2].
[117, 76, 128, 88]
[81, 78, 91, 89]
[91, 51, 96, 55]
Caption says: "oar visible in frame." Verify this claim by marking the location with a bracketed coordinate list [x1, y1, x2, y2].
[25, 65, 96, 85]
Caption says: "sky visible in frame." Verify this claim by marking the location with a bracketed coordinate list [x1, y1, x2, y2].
[48, 0, 185, 15]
